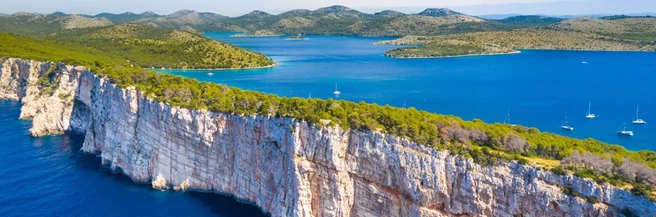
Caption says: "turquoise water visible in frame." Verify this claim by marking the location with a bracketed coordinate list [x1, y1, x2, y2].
[163, 32, 656, 151]
[0, 100, 268, 216]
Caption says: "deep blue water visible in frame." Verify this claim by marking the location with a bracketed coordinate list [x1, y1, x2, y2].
[163, 32, 656, 151]
[0, 100, 268, 216]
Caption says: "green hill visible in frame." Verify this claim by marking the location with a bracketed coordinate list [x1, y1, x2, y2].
[89, 11, 160, 23]
[552, 16, 656, 41]
[379, 17, 656, 58]
[0, 13, 113, 35]
[0, 7, 577, 37]
[44, 24, 273, 69]
[498, 15, 565, 28]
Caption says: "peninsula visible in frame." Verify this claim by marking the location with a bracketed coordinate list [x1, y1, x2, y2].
[377, 17, 656, 58]
[230, 30, 281, 37]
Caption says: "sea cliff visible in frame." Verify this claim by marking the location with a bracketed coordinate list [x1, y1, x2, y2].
[1, 58, 655, 217]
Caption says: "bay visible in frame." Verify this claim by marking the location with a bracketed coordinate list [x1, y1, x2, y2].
[163, 32, 656, 151]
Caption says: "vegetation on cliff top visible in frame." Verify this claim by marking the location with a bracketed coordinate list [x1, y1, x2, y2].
[2, 31, 656, 200]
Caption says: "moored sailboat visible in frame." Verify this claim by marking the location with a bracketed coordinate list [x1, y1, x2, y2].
[333, 83, 341, 95]
[617, 123, 634, 136]
[632, 105, 646, 124]
[561, 113, 574, 131]
[504, 108, 516, 126]
[586, 102, 597, 119]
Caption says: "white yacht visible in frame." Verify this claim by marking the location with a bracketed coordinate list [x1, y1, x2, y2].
[585, 102, 597, 119]
[207, 72, 214, 76]
[561, 113, 574, 131]
[617, 123, 634, 136]
[333, 83, 341, 95]
[632, 105, 646, 124]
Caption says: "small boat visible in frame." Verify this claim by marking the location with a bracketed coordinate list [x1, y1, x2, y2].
[632, 105, 646, 124]
[617, 123, 634, 136]
[207, 72, 214, 76]
[503, 108, 516, 126]
[561, 113, 574, 131]
[585, 102, 597, 119]
[581, 61, 588, 64]
[333, 83, 341, 95]
[285, 34, 309, 40]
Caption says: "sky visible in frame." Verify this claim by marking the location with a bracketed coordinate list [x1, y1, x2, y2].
[1, 0, 654, 16]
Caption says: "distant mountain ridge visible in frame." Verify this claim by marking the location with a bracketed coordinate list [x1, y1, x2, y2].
[0, 12, 113, 35]
[1, 6, 654, 37]
[0, 6, 509, 36]
[418, 8, 462, 17]
[480, 13, 656, 19]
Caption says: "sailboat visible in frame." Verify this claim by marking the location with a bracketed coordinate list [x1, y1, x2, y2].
[503, 108, 516, 126]
[632, 105, 647, 124]
[561, 113, 574, 131]
[586, 102, 597, 119]
[333, 83, 341, 95]
[617, 123, 634, 136]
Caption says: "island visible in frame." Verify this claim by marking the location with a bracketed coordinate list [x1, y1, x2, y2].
[376, 17, 656, 58]
[284, 34, 309, 40]
[230, 30, 281, 37]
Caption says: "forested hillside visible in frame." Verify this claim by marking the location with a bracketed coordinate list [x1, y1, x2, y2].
[0, 6, 562, 36]
[42, 24, 273, 69]
[378, 17, 656, 57]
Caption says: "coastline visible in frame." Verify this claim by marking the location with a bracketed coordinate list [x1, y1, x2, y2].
[385, 50, 521, 59]
[383, 47, 653, 59]
[230, 35, 282, 38]
[154, 63, 277, 71]
[518, 48, 653, 52]
[3, 57, 656, 217]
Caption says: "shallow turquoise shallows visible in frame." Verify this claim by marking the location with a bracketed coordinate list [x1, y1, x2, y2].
[162, 32, 656, 152]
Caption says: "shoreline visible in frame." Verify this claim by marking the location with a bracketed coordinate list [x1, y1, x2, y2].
[518, 48, 652, 52]
[384, 47, 653, 59]
[154, 63, 277, 71]
[385, 51, 521, 59]
[230, 35, 282, 38]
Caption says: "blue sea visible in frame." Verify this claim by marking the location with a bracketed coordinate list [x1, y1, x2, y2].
[163, 33, 656, 152]
[1, 33, 655, 216]
[0, 100, 268, 216]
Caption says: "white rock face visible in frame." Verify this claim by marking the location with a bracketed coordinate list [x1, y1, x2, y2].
[1, 57, 655, 217]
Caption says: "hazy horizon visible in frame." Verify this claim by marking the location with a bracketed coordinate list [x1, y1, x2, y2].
[1, 0, 655, 17]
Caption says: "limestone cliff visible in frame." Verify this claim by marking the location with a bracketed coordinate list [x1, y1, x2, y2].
[1, 57, 655, 217]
